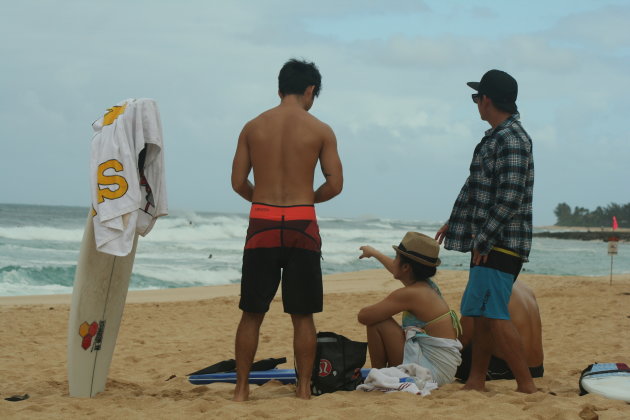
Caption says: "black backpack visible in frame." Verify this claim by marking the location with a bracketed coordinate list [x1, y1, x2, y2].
[310, 332, 367, 395]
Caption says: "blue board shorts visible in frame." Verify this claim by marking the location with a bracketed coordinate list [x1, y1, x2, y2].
[460, 247, 523, 320]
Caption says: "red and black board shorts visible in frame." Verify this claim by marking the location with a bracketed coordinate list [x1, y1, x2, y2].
[239, 203, 323, 314]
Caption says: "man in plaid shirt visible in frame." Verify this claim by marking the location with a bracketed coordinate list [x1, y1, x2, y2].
[435, 70, 536, 394]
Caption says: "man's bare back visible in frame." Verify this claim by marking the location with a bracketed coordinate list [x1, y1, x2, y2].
[231, 95, 342, 206]
[507, 281, 544, 367]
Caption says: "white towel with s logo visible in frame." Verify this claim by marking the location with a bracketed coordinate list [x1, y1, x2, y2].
[90, 98, 168, 256]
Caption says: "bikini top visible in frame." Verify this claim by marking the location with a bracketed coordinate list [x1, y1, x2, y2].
[402, 279, 463, 337]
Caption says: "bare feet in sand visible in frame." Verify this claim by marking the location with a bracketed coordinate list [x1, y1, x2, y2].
[462, 382, 538, 394]
[515, 384, 538, 394]
[295, 385, 311, 400]
[462, 382, 487, 392]
[232, 384, 249, 402]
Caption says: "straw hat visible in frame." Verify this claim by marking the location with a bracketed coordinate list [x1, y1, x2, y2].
[392, 232, 441, 267]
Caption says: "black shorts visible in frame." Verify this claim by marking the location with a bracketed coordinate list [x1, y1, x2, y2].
[239, 203, 322, 314]
[455, 345, 544, 381]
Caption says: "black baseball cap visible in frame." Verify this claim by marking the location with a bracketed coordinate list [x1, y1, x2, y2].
[468, 69, 518, 114]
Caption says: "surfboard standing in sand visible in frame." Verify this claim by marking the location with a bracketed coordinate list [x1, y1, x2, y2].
[67, 99, 168, 397]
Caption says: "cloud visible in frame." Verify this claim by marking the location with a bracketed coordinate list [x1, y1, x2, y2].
[1, 1, 628, 225]
[549, 5, 630, 52]
[468, 6, 497, 19]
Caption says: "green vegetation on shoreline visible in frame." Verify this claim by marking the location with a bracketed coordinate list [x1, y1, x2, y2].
[533, 230, 629, 241]
[554, 202, 629, 228]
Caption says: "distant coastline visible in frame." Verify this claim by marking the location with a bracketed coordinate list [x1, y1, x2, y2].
[534, 226, 629, 241]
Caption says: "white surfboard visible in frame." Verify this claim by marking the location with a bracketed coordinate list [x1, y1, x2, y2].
[580, 363, 630, 403]
[581, 376, 630, 403]
[67, 212, 138, 397]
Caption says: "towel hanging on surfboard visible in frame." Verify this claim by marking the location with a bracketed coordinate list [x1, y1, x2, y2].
[90, 98, 168, 256]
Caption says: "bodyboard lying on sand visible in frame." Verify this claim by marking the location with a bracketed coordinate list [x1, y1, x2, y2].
[579, 363, 630, 403]
[189, 368, 371, 386]
[67, 212, 139, 397]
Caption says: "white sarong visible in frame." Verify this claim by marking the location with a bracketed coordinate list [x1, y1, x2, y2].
[403, 327, 463, 386]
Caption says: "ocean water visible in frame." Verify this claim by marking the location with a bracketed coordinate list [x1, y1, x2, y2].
[0, 203, 627, 297]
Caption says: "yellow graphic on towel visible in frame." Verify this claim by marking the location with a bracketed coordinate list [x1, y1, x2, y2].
[102, 104, 127, 126]
[97, 159, 129, 203]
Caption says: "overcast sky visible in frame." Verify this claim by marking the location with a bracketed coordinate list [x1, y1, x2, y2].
[1, 0, 628, 225]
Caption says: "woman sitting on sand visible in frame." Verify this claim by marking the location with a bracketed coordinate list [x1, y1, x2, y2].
[357, 232, 463, 386]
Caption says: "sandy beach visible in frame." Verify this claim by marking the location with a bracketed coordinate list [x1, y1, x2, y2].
[1, 269, 629, 419]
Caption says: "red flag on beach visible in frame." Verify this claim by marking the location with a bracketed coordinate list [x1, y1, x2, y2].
[612, 216, 618, 230]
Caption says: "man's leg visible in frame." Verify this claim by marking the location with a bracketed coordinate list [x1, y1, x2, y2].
[233, 311, 265, 401]
[291, 313, 316, 399]
[366, 318, 405, 368]
[463, 316, 492, 391]
[489, 319, 537, 393]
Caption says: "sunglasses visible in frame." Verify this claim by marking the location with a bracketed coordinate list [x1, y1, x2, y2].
[471, 93, 484, 104]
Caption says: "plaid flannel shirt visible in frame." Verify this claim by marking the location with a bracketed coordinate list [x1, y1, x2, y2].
[444, 113, 534, 261]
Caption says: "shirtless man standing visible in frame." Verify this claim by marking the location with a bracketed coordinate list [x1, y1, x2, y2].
[230, 59, 343, 401]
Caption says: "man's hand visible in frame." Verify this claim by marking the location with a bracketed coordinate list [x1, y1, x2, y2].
[471, 248, 488, 266]
[435, 224, 448, 244]
[359, 246, 377, 259]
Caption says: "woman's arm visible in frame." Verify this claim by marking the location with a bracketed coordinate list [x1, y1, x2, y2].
[359, 246, 396, 274]
[357, 288, 409, 326]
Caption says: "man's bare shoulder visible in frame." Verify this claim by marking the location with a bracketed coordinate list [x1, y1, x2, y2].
[246, 107, 278, 126]
[511, 281, 540, 319]
[513, 281, 536, 302]
[239, 108, 280, 140]
[303, 115, 336, 145]
[307, 113, 334, 132]
[243, 107, 334, 143]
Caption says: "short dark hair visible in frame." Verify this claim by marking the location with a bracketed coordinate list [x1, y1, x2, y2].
[278, 58, 322, 97]
[399, 254, 437, 281]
